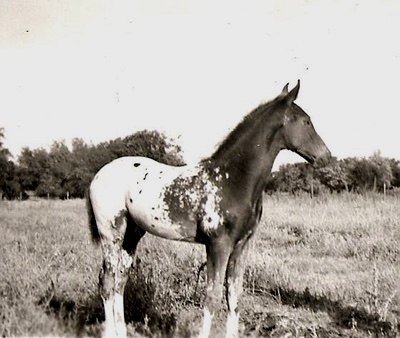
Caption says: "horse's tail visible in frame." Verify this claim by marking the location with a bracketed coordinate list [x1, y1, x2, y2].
[86, 189, 101, 244]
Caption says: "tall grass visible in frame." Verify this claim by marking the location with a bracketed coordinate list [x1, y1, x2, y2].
[247, 194, 400, 335]
[0, 194, 399, 337]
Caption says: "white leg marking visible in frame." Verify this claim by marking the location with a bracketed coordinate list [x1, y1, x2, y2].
[198, 306, 213, 338]
[102, 296, 116, 338]
[114, 293, 127, 338]
[226, 281, 239, 338]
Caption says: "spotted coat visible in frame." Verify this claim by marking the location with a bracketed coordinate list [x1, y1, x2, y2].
[90, 156, 229, 243]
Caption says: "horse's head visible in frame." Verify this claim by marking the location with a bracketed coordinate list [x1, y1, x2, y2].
[279, 81, 331, 167]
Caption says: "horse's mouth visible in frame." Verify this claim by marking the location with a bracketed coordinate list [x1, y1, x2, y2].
[297, 150, 331, 168]
[296, 150, 315, 165]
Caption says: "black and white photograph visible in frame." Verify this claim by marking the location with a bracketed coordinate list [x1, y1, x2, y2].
[1, 1, 399, 337]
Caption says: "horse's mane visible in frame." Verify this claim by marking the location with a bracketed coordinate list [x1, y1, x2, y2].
[208, 96, 284, 162]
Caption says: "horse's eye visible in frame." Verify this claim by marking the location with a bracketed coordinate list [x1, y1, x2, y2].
[304, 120, 311, 126]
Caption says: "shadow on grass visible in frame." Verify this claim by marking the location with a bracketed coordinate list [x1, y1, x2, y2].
[38, 277, 399, 337]
[259, 286, 398, 337]
[37, 284, 104, 337]
[38, 257, 399, 337]
[37, 268, 185, 338]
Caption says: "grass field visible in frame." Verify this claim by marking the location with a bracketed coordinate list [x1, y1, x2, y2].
[1, 193, 399, 337]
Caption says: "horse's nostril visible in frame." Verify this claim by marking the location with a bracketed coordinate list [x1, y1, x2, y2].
[315, 153, 332, 168]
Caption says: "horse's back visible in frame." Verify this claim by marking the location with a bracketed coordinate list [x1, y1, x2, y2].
[90, 156, 179, 206]
[89, 156, 186, 236]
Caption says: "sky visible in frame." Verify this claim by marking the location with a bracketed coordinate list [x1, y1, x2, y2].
[0, 0, 399, 168]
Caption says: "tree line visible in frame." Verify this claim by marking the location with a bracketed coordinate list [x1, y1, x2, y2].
[1, 127, 399, 199]
[265, 152, 400, 195]
[0, 128, 184, 199]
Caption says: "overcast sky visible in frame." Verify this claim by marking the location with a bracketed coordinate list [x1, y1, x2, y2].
[0, 0, 399, 168]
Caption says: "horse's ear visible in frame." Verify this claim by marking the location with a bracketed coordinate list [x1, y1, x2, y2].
[285, 80, 300, 106]
[281, 83, 289, 95]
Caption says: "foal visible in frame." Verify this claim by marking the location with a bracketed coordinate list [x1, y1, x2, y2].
[87, 81, 331, 337]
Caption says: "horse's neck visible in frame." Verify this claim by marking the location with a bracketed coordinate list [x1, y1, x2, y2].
[211, 114, 284, 200]
[232, 131, 281, 193]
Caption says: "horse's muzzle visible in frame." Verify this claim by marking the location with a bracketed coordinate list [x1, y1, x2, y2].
[314, 150, 332, 168]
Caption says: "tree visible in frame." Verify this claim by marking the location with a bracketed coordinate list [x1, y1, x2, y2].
[18, 147, 51, 193]
[389, 159, 400, 188]
[271, 163, 318, 195]
[46, 141, 74, 198]
[66, 138, 97, 198]
[108, 130, 185, 166]
[316, 158, 348, 193]
[264, 172, 280, 194]
[368, 151, 392, 191]
[344, 153, 392, 193]
[0, 128, 22, 199]
[16, 130, 185, 198]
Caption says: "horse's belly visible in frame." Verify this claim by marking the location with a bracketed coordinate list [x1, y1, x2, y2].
[127, 193, 198, 242]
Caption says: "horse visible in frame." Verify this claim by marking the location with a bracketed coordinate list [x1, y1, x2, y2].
[87, 81, 331, 338]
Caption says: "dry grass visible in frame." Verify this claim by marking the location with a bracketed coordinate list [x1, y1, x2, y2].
[0, 193, 399, 337]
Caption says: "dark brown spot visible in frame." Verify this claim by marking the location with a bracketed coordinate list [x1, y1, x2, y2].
[208, 217, 212, 223]
[151, 224, 156, 228]
[134, 163, 141, 167]
[139, 190, 142, 194]
[114, 210, 127, 228]
[154, 217, 159, 220]
[143, 172, 148, 180]
[129, 198, 133, 203]
[163, 175, 199, 223]
[160, 171, 163, 174]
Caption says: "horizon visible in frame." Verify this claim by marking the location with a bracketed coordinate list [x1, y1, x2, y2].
[2, 125, 396, 173]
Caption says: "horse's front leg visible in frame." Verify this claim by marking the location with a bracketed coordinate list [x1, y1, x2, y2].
[225, 234, 252, 338]
[198, 236, 231, 338]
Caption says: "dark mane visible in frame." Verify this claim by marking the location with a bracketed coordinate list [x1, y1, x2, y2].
[208, 96, 284, 161]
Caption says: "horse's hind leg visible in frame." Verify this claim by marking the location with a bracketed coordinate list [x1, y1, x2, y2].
[98, 213, 145, 338]
[100, 240, 129, 338]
